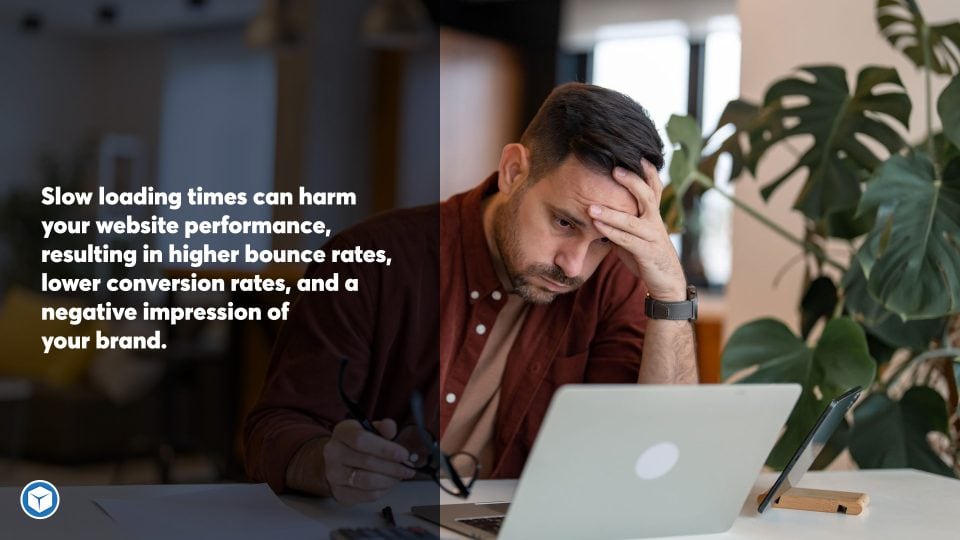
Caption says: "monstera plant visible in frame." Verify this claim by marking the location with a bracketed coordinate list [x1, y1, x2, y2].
[663, 0, 960, 476]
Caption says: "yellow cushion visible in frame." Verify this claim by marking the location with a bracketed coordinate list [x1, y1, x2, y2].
[0, 287, 100, 388]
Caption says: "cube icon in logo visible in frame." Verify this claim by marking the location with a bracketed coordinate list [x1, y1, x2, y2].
[20, 480, 60, 519]
[28, 486, 53, 513]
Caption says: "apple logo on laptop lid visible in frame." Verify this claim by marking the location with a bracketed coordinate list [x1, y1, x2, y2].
[634, 442, 679, 480]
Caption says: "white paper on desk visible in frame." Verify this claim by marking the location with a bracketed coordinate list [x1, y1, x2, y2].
[94, 483, 328, 540]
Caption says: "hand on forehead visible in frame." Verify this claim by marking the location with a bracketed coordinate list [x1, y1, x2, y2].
[598, 176, 641, 215]
[565, 170, 640, 218]
[538, 155, 654, 219]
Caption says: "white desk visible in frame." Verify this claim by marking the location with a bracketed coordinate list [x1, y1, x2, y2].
[2, 469, 958, 539]
[435, 469, 960, 539]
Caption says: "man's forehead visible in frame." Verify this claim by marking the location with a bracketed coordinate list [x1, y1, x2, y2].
[541, 163, 639, 217]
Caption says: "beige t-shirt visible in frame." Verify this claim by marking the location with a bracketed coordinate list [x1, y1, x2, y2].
[439, 292, 529, 478]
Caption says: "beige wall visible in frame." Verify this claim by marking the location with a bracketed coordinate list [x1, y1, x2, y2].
[727, 0, 955, 341]
[439, 29, 523, 200]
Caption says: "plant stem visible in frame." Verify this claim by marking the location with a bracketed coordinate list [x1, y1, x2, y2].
[883, 347, 960, 390]
[693, 173, 846, 272]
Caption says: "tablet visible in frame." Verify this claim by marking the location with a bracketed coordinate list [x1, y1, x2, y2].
[757, 386, 862, 513]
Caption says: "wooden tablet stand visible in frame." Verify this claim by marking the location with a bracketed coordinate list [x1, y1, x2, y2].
[758, 487, 870, 515]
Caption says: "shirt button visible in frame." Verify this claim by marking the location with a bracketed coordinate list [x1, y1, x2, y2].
[470, 290, 479, 300]
[492, 290, 502, 301]
[475, 324, 487, 335]
[445, 393, 457, 404]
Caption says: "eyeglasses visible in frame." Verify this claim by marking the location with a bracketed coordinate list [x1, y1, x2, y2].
[337, 357, 386, 436]
[337, 358, 479, 498]
[408, 391, 479, 498]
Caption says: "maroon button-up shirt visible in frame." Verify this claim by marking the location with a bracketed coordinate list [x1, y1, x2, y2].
[244, 174, 647, 492]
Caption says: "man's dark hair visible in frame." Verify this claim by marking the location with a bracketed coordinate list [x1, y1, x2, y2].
[520, 83, 664, 182]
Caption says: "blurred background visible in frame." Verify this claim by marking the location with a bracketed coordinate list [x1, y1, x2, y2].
[0, 0, 953, 488]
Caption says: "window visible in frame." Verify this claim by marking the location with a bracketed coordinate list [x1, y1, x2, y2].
[593, 21, 690, 180]
[591, 16, 741, 289]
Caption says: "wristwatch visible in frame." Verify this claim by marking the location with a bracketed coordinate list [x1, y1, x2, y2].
[644, 285, 698, 321]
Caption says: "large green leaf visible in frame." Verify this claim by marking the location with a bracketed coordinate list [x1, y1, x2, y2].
[876, 0, 960, 75]
[750, 65, 911, 220]
[812, 318, 878, 396]
[659, 182, 683, 234]
[913, 132, 960, 175]
[849, 387, 955, 476]
[815, 155, 876, 240]
[940, 135, 960, 167]
[856, 153, 960, 319]
[823, 204, 877, 240]
[939, 76, 960, 149]
[722, 317, 876, 469]
[699, 99, 760, 181]
[722, 319, 808, 381]
[666, 114, 703, 198]
[842, 257, 947, 350]
[662, 115, 705, 232]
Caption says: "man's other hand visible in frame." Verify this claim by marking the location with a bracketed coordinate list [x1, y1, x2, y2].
[325, 419, 416, 503]
[285, 418, 415, 504]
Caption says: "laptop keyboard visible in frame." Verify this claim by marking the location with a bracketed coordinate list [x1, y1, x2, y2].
[457, 516, 504, 534]
[330, 526, 440, 540]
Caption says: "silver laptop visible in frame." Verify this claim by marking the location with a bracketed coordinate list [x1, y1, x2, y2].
[413, 384, 800, 539]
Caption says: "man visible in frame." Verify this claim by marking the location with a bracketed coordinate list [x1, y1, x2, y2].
[244, 83, 698, 504]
